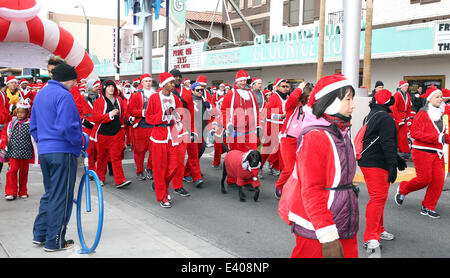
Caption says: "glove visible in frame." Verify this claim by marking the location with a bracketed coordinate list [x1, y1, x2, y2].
[204, 101, 211, 109]
[407, 122, 412, 126]
[398, 122, 405, 126]
[388, 167, 397, 183]
[397, 155, 407, 171]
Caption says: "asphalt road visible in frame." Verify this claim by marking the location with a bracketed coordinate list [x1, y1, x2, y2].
[100, 146, 450, 258]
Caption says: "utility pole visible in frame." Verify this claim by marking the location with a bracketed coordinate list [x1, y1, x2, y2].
[164, 0, 170, 72]
[342, 0, 362, 94]
[143, 1, 153, 74]
[116, 0, 121, 80]
[316, 0, 326, 81]
[362, 0, 374, 93]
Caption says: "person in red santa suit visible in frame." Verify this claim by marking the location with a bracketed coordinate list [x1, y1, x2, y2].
[395, 85, 449, 219]
[261, 78, 290, 182]
[211, 83, 227, 168]
[357, 89, 406, 257]
[170, 68, 196, 196]
[132, 78, 140, 93]
[19, 79, 35, 105]
[122, 82, 134, 148]
[391, 80, 412, 161]
[81, 79, 101, 172]
[90, 80, 131, 188]
[128, 73, 154, 180]
[276, 83, 313, 199]
[221, 70, 261, 185]
[289, 74, 359, 258]
[146, 72, 186, 208]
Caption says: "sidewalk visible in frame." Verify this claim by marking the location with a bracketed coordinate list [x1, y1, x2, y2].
[0, 165, 236, 258]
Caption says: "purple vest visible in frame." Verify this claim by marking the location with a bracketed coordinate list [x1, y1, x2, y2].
[293, 125, 359, 240]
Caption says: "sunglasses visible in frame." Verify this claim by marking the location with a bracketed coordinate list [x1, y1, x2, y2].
[280, 85, 290, 88]
[195, 89, 203, 92]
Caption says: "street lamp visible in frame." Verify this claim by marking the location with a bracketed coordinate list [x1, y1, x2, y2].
[74, 4, 90, 54]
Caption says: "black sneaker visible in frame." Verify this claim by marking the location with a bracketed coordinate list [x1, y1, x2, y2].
[194, 179, 204, 188]
[116, 180, 131, 189]
[44, 240, 75, 252]
[275, 188, 282, 200]
[420, 206, 440, 219]
[174, 187, 190, 197]
[160, 198, 171, 208]
[136, 172, 146, 180]
[394, 186, 404, 206]
[145, 169, 153, 180]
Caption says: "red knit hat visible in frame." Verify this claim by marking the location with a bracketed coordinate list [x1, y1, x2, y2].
[307, 74, 352, 108]
[5, 76, 18, 85]
[274, 78, 287, 87]
[140, 73, 152, 83]
[421, 85, 441, 101]
[159, 72, 175, 88]
[235, 70, 249, 82]
[196, 75, 207, 86]
[399, 80, 409, 88]
[251, 77, 262, 86]
[374, 89, 393, 105]
[133, 78, 140, 84]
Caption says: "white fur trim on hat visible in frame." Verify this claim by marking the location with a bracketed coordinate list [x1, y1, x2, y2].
[6, 78, 18, 85]
[159, 76, 175, 87]
[399, 82, 409, 88]
[315, 80, 352, 100]
[427, 89, 441, 101]
[251, 78, 262, 86]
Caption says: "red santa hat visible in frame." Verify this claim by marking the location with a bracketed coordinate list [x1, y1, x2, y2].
[251, 77, 262, 86]
[124, 82, 131, 87]
[19, 79, 29, 85]
[133, 78, 140, 84]
[442, 88, 450, 98]
[399, 80, 409, 89]
[196, 75, 207, 86]
[374, 89, 393, 105]
[36, 79, 43, 84]
[140, 73, 152, 83]
[159, 72, 175, 88]
[5, 76, 18, 85]
[225, 84, 230, 89]
[93, 80, 101, 89]
[421, 85, 442, 101]
[182, 78, 190, 85]
[274, 78, 287, 87]
[235, 70, 249, 82]
[307, 74, 352, 108]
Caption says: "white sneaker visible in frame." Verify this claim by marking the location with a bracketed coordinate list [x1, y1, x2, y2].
[366, 240, 381, 258]
[5, 195, 15, 200]
[380, 231, 395, 241]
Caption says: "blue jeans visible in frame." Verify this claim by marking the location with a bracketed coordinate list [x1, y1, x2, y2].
[32, 153, 78, 249]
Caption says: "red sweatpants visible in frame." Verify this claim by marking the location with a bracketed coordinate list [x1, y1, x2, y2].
[5, 158, 29, 197]
[276, 136, 297, 190]
[83, 127, 97, 171]
[125, 125, 133, 146]
[360, 167, 389, 242]
[172, 141, 187, 190]
[133, 127, 152, 175]
[96, 129, 126, 185]
[397, 124, 410, 153]
[291, 235, 358, 258]
[152, 142, 178, 202]
[399, 148, 445, 211]
[183, 142, 202, 182]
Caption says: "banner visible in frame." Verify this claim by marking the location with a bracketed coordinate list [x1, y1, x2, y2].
[170, 0, 187, 47]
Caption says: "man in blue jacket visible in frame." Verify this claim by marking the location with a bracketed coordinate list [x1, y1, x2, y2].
[30, 61, 83, 252]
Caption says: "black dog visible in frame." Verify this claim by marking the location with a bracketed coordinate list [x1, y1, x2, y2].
[221, 150, 262, 202]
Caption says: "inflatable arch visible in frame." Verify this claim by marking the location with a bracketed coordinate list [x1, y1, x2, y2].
[0, 0, 98, 81]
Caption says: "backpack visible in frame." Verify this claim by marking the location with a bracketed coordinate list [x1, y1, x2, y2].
[354, 111, 382, 160]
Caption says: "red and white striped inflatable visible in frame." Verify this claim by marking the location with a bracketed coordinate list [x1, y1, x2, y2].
[0, 0, 97, 81]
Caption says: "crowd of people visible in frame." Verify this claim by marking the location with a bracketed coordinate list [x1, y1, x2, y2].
[1, 55, 449, 257]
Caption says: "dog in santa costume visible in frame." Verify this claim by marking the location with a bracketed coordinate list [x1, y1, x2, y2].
[287, 74, 359, 258]
[395, 85, 449, 219]
[221, 149, 262, 202]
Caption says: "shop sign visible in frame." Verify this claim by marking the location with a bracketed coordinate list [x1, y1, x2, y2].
[169, 42, 204, 70]
[435, 21, 450, 53]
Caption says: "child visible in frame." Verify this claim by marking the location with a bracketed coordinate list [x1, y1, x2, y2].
[0, 101, 35, 200]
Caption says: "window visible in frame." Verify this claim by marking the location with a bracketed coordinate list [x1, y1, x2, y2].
[290, 0, 300, 26]
[152, 31, 157, 48]
[251, 23, 263, 40]
[302, 0, 315, 24]
[411, 0, 440, 3]
[252, 0, 262, 6]
[158, 29, 166, 48]
[232, 27, 240, 42]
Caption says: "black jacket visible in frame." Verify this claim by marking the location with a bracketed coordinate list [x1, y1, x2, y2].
[357, 104, 398, 171]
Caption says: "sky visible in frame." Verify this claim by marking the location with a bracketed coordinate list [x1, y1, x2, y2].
[38, 0, 222, 19]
